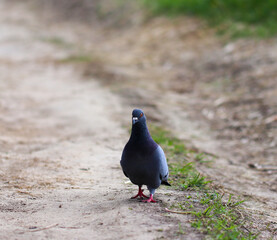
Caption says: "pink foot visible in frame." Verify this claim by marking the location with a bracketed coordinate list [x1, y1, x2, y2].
[142, 194, 156, 203]
[131, 186, 148, 199]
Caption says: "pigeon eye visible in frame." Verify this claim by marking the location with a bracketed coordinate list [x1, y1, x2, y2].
[139, 113, 143, 118]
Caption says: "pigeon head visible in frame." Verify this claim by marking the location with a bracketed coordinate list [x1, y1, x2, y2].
[132, 109, 146, 125]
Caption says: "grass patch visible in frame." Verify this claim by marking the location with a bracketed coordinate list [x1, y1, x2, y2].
[142, 0, 277, 38]
[150, 125, 189, 157]
[149, 124, 258, 239]
[149, 124, 211, 189]
[189, 192, 258, 239]
[170, 162, 211, 190]
[59, 54, 95, 64]
[40, 36, 73, 48]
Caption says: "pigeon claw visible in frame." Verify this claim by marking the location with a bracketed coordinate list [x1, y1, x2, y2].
[131, 186, 148, 199]
[142, 194, 156, 203]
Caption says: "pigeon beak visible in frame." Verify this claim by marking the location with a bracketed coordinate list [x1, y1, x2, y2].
[132, 117, 139, 125]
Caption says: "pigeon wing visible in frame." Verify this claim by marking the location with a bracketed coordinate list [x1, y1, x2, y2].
[155, 145, 171, 186]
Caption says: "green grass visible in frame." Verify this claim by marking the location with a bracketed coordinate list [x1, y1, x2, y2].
[149, 124, 258, 239]
[142, 0, 277, 38]
[189, 192, 258, 239]
[150, 125, 189, 157]
[170, 162, 211, 189]
[59, 54, 95, 64]
[149, 125, 211, 189]
[40, 36, 73, 48]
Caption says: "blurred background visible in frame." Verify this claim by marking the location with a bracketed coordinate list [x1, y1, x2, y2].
[29, 0, 277, 165]
[0, 0, 276, 238]
[33, 0, 277, 218]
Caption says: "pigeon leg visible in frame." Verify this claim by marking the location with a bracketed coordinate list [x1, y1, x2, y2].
[142, 194, 156, 203]
[131, 186, 148, 199]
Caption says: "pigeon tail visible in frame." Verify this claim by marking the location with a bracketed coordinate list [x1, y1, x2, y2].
[161, 180, 171, 186]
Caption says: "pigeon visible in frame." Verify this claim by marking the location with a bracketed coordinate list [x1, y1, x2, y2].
[120, 109, 170, 203]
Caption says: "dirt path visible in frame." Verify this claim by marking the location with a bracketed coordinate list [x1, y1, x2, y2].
[64, 13, 277, 236]
[1, 1, 277, 239]
[72, 13, 277, 237]
[0, 1, 198, 239]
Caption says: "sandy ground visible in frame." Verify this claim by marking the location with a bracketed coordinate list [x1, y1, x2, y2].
[1, 0, 277, 239]
[65, 11, 277, 238]
[0, 1, 201, 239]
